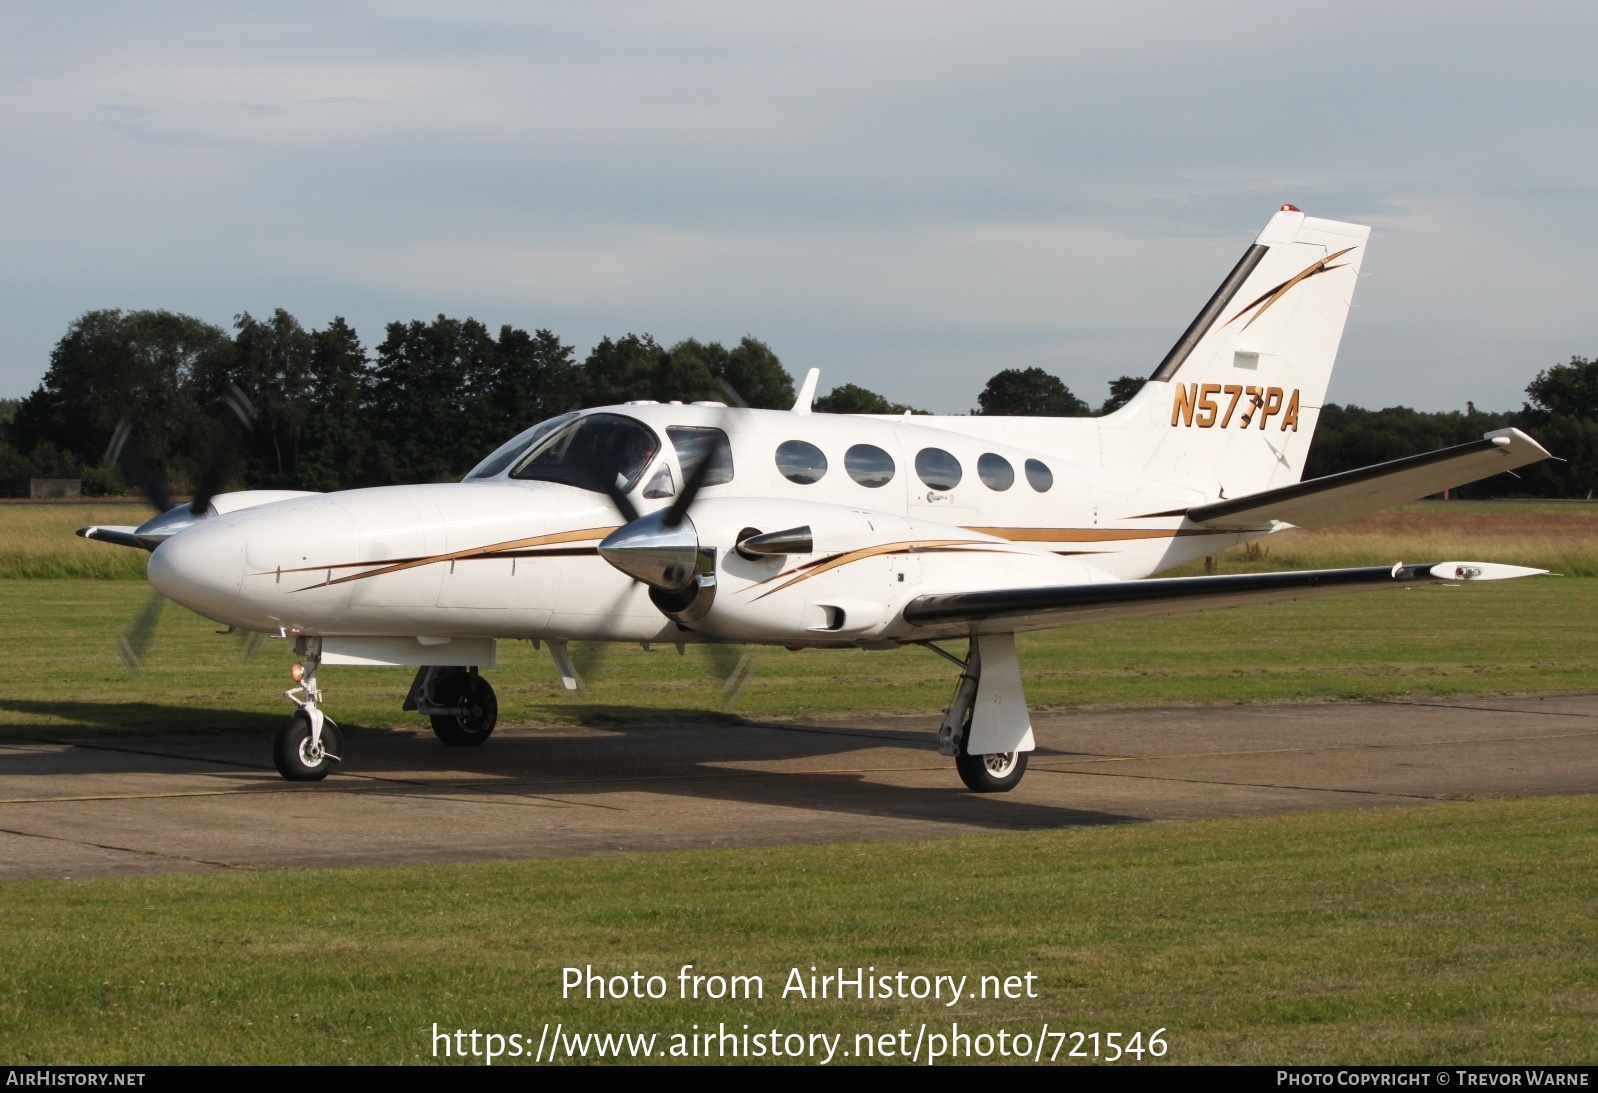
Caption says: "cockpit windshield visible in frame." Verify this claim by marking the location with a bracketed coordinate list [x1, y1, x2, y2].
[463, 413, 578, 481]
[509, 413, 661, 494]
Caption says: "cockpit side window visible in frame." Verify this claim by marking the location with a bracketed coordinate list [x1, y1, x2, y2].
[641, 465, 675, 499]
[665, 426, 734, 486]
[463, 413, 577, 480]
[509, 413, 661, 494]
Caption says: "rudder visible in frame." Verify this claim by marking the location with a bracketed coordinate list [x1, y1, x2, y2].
[1102, 207, 1370, 500]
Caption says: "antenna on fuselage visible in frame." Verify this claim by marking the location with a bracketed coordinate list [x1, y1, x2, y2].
[791, 368, 820, 414]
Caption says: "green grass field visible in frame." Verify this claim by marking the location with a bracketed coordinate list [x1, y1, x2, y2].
[1, 796, 1594, 1065]
[0, 575, 1592, 736]
[1, 500, 1593, 1065]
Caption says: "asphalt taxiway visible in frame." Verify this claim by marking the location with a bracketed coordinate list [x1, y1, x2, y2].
[0, 693, 1593, 879]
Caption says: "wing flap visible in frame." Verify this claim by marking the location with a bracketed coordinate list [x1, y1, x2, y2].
[1188, 428, 1551, 530]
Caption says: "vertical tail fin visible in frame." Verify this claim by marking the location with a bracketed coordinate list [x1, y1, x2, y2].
[1103, 207, 1369, 500]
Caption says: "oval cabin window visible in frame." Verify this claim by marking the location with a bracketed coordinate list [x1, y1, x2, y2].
[977, 453, 1014, 491]
[915, 448, 962, 491]
[844, 444, 896, 488]
[775, 440, 828, 485]
[1025, 458, 1053, 492]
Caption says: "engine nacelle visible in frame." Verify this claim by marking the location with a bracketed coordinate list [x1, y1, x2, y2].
[668, 497, 1113, 645]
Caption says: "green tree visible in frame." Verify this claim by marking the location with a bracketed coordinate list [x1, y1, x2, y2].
[1304, 403, 1514, 497]
[973, 367, 1089, 416]
[673, 336, 795, 409]
[1099, 375, 1144, 415]
[580, 335, 795, 409]
[1513, 356, 1598, 498]
[1525, 356, 1598, 420]
[491, 325, 584, 431]
[10, 309, 235, 489]
[581, 334, 675, 406]
[366, 316, 504, 484]
[813, 383, 925, 415]
[229, 310, 318, 489]
[0, 398, 25, 483]
[296, 318, 374, 491]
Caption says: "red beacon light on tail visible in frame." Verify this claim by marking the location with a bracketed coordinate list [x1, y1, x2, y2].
[1280, 203, 1300, 212]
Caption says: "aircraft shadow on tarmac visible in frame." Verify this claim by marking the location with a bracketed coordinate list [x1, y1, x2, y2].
[0, 699, 1137, 833]
[0, 698, 280, 734]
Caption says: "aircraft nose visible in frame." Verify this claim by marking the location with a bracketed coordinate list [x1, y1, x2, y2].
[147, 521, 247, 616]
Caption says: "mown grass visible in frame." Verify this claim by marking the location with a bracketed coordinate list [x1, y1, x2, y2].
[0, 795, 1593, 1065]
[1169, 501, 1598, 578]
[0, 502, 151, 579]
[0, 575, 1592, 735]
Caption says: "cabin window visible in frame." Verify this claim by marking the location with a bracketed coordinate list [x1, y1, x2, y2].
[1025, 458, 1053, 492]
[666, 426, 734, 486]
[775, 440, 828, 484]
[844, 443, 896, 488]
[509, 413, 660, 494]
[463, 413, 578, 480]
[914, 447, 962, 491]
[977, 453, 1014, 491]
[641, 465, 674, 499]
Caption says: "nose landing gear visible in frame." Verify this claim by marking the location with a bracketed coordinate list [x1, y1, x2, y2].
[274, 708, 343, 781]
[275, 637, 341, 781]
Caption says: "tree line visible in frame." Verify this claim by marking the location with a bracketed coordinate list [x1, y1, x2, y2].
[1, 308, 1593, 499]
[0, 309, 795, 493]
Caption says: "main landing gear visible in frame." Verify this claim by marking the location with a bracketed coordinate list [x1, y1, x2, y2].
[404, 665, 498, 746]
[275, 637, 341, 781]
[928, 632, 1036, 793]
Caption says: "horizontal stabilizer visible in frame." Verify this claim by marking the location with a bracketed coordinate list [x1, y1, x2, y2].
[1188, 428, 1551, 530]
[903, 560, 1545, 634]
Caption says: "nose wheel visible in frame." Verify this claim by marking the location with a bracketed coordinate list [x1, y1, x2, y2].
[274, 709, 343, 781]
[274, 636, 341, 782]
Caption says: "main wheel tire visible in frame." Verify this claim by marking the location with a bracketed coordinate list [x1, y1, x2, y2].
[274, 710, 342, 782]
[429, 671, 498, 746]
[955, 747, 1028, 793]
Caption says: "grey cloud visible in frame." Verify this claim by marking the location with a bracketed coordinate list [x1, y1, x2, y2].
[1, 1, 1595, 413]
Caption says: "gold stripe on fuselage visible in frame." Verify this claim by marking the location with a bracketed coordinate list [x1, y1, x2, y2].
[966, 526, 1229, 542]
[749, 539, 1019, 600]
[282, 526, 620, 590]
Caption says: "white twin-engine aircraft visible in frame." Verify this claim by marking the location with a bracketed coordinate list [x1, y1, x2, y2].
[80, 206, 1552, 791]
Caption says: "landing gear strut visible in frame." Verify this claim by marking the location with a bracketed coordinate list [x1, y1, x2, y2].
[930, 633, 1035, 793]
[275, 637, 341, 781]
[405, 666, 498, 746]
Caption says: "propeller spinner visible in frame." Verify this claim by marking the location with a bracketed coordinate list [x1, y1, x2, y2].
[597, 509, 700, 592]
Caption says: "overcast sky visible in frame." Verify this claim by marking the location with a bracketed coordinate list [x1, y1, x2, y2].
[2, 2, 1595, 413]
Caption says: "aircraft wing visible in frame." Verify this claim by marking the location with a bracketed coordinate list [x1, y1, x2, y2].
[902, 561, 1544, 634]
[77, 525, 147, 550]
[1187, 428, 1551, 531]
